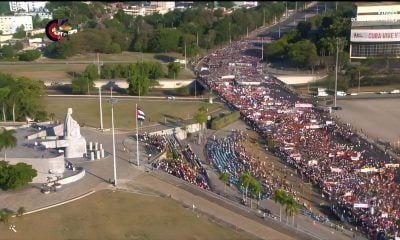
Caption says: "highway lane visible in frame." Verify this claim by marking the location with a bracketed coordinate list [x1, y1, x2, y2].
[256, 2, 334, 39]
[0, 60, 169, 65]
[46, 94, 213, 102]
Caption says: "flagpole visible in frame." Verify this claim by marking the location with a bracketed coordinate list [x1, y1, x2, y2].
[136, 103, 139, 166]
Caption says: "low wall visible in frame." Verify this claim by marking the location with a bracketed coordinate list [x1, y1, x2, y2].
[58, 168, 85, 185]
[6, 155, 65, 183]
[275, 75, 327, 85]
[149, 122, 203, 140]
[27, 124, 63, 140]
[91, 79, 195, 89]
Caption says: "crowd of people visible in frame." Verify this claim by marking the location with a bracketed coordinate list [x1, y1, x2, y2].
[141, 133, 210, 191]
[195, 37, 400, 238]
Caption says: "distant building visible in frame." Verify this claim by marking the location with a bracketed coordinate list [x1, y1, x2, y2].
[14, 11, 52, 21]
[350, 2, 400, 59]
[123, 2, 176, 16]
[9, 1, 47, 13]
[233, 1, 258, 9]
[0, 16, 33, 35]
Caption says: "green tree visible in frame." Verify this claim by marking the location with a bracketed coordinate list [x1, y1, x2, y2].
[0, 161, 37, 190]
[111, 43, 122, 53]
[176, 86, 190, 96]
[265, 39, 287, 60]
[249, 178, 262, 208]
[127, 72, 151, 96]
[296, 21, 312, 39]
[0, 87, 11, 122]
[194, 106, 208, 130]
[18, 50, 41, 61]
[219, 171, 230, 193]
[287, 40, 318, 68]
[167, 62, 181, 79]
[0, 129, 17, 161]
[148, 28, 181, 53]
[71, 76, 94, 94]
[149, 62, 164, 80]
[84, 64, 99, 81]
[218, 1, 235, 9]
[0, 210, 10, 224]
[13, 42, 24, 51]
[284, 195, 299, 226]
[13, 25, 26, 39]
[0, 2, 11, 15]
[45, 40, 76, 59]
[12, 77, 45, 121]
[239, 172, 252, 203]
[1, 45, 16, 59]
[17, 206, 25, 217]
[272, 188, 289, 222]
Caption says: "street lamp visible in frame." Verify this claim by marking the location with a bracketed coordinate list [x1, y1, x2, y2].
[334, 37, 339, 108]
[108, 87, 118, 187]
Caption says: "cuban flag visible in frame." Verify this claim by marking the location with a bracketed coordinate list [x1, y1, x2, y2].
[136, 108, 145, 121]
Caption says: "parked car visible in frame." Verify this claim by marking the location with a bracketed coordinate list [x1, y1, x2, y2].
[336, 91, 346, 96]
[350, 92, 358, 96]
[390, 89, 400, 94]
[379, 91, 389, 94]
[167, 96, 176, 100]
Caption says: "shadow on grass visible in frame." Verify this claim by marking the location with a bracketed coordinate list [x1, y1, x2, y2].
[163, 114, 184, 122]
[154, 54, 176, 63]
[47, 84, 72, 94]
[85, 169, 109, 184]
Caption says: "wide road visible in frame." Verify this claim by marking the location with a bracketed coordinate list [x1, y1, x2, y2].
[0, 60, 169, 65]
[256, 2, 334, 39]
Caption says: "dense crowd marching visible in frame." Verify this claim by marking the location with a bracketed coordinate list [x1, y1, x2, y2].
[195, 38, 400, 238]
[139, 133, 210, 190]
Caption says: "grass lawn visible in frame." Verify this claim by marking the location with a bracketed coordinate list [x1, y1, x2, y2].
[0, 64, 87, 82]
[40, 51, 185, 62]
[0, 189, 253, 240]
[0, 51, 194, 82]
[45, 97, 224, 129]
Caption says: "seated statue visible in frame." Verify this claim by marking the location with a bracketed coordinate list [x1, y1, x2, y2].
[64, 108, 81, 139]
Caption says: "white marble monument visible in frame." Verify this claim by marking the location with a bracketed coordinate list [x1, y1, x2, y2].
[63, 108, 87, 158]
[41, 108, 87, 159]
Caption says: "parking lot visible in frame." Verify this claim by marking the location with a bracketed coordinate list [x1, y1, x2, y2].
[332, 98, 400, 144]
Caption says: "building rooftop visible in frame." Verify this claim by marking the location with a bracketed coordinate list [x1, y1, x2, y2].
[354, 2, 400, 6]
[352, 20, 400, 27]
[0, 127, 60, 159]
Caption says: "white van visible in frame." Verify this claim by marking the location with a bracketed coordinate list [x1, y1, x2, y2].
[337, 91, 346, 96]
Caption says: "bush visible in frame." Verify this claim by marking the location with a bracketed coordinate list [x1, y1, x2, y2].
[210, 111, 240, 130]
[176, 86, 190, 96]
[18, 49, 41, 61]
[0, 161, 37, 190]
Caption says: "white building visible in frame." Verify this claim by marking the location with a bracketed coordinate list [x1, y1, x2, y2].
[350, 2, 400, 59]
[123, 2, 175, 17]
[9, 1, 47, 13]
[233, 1, 258, 9]
[150, 1, 175, 11]
[0, 16, 33, 35]
[14, 11, 52, 21]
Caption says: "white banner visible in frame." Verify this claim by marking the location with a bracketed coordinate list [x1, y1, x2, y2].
[295, 103, 313, 108]
[353, 203, 369, 208]
[330, 167, 343, 173]
[385, 163, 400, 168]
[351, 29, 400, 42]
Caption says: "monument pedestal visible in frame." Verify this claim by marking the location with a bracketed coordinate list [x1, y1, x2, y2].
[64, 137, 87, 159]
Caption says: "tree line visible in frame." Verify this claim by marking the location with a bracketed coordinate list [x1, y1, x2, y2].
[0, 129, 37, 190]
[264, 2, 353, 71]
[0, 72, 46, 122]
[71, 61, 182, 95]
[44, 2, 286, 59]
[0, 43, 42, 62]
